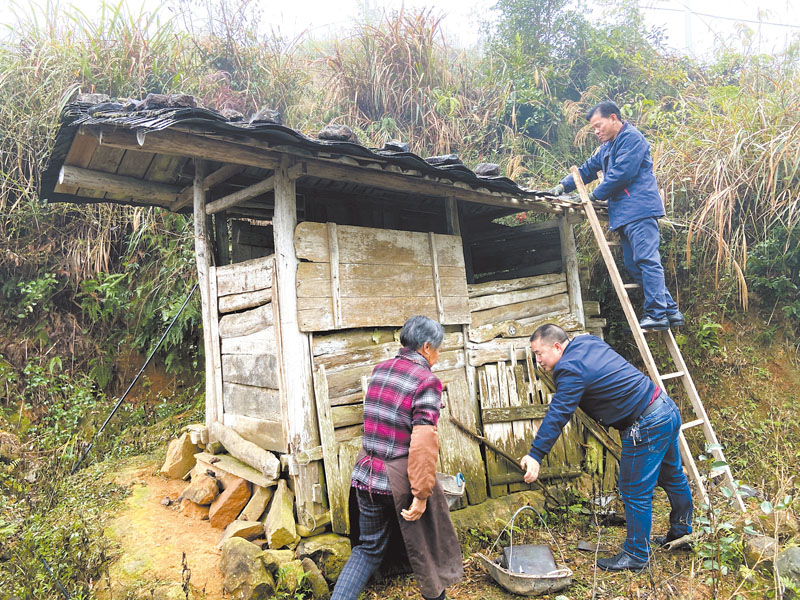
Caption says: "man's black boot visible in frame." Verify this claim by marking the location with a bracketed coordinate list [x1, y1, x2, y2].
[667, 311, 686, 327]
[639, 315, 669, 331]
[596, 551, 649, 572]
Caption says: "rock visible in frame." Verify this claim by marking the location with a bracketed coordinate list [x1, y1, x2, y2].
[249, 108, 282, 125]
[220, 538, 275, 600]
[300, 557, 330, 600]
[210, 477, 251, 529]
[181, 473, 220, 505]
[762, 510, 800, 538]
[260, 549, 296, 575]
[0, 431, 22, 461]
[222, 108, 245, 121]
[240, 485, 274, 522]
[218, 520, 266, 547]
[296, 533, 351, 583]
[160, 433, 199, 479]
[264, 480, 299, 549]
[141, 93, 197, 109]
[383, 140, 409, 153]
[206, 441, 225, 455]
[318, 123, 357, 143]
[161, 496, 172, 506]
[179, 498, 210, 520]
[424, 154, 461, 166]
[187, 424, 208, 447]
[250, 538, 269, 550]
[474, 162, 501, 176]
[450, 490, 545, 540]
[744, 534, 779, 569]
[776, 546, 800, 590]
[276, 559, 305, 594]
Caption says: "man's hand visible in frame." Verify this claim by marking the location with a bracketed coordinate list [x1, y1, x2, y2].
[548, 184, 565, 196]
[401, 496, 427, 521]
[520, 455, 540, 484]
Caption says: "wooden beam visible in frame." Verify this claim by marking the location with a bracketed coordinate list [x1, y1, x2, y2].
[206, 175, 276, 215]
[173, 164, 245, 211]
[87, 126, 281, 171]
[58, 165, 180, 205]
[559, 215, 585, 328]
[272, 157, 323, 528]
[193, 160, 218, 429]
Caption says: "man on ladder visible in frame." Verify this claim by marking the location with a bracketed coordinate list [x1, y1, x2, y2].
[549, 100, 683, 331]
[520, 324, 693, 572]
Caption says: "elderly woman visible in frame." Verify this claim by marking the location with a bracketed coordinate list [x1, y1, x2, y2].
[331, 315, 463, 600]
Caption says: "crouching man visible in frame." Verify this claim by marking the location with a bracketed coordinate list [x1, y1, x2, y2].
[520, 324, 693, 571]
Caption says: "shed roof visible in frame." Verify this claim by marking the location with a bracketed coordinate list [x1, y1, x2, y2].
[41, 99, 585, 222]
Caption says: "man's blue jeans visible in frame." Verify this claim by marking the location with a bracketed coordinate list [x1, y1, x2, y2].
[620, 217, 679, 320]
[619, 393, 693, 562]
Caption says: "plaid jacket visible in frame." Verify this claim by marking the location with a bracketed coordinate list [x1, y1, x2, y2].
[351, 348, 442, 494]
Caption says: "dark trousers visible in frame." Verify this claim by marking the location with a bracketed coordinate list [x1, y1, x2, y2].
[620, 216, 679, 320]
[619, 393, 693, 562]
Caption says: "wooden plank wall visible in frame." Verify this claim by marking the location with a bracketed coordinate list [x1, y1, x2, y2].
[464, 272, 615, 495]
[215, 255, 287, 451]
[294, 222, 471, 331]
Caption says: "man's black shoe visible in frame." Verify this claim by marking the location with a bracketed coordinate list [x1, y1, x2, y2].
[596, 551, 649, 572]
[639, 316, 669, 331]
[667, 311, 685, 327]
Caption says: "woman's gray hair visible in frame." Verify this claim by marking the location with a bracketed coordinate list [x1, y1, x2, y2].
[399, 315, 444, 351]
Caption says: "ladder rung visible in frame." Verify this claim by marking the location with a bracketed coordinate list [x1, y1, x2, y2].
[606, 240, 621, 247]
[661, 370, 685, 381]
[623, 283, 640, 289]
[681, 418, 705, 431]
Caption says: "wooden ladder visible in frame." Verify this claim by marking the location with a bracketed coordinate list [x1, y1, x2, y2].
[570, 166, 745, 511]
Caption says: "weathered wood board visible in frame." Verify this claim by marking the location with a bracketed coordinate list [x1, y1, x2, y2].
[437, 375, 488, 505]
[222, 382, 281, 419]
[295, 222, 470, 331]
[216, 254, 274, 296]
[218, 303, 274, 338]
[222, 412, 286, 452]
[470, 293, 569, 328]
[221, 354, 279, 389]
[220, 327, 276, 354]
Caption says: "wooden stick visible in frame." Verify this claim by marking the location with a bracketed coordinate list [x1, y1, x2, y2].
[59, 165, 180, 205]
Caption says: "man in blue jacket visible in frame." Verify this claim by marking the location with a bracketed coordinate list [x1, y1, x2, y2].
[520, 324, 693, 571]
[550, 100, 683, 330]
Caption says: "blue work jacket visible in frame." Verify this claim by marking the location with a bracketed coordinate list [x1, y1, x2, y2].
[560, 122, 664, 231]
[528, 335, 657, 462]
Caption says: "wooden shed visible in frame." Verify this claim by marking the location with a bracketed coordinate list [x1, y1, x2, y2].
[42, 95, 616, 535]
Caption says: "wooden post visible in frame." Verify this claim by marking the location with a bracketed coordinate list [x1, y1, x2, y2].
[272, 157, 324, 527]
[194, 159, 219, 428]
[559, 214, 585, 329]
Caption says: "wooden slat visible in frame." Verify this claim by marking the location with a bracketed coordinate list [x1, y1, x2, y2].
[222, 354, 279, 389]
[219, 288, 272, 313]
[468, 311, 581, 344]
[206, 174, 275, 215]
[221, 412, 287, 453]
[468, 273, 566, 298]
[194, 452, 277, 488]
[332, 404, 364, 428]
[218, 303, 274, 338]
[479, 365, 510, 497]
[216, 254, 274, 296]
[328, 222, 343, 328]
[296, 264, 466, 298]
[481, 405, 549, 423]
[437, 375, 488, 505]
[560, 215, 585, 328]
[429, 232, 445, 321]
[56, 133, 99, 194]
[221, 327, 276, 354]
[173, 164, 245, 211]
[222, 381, 281, 419]
[468, 281, 568, 312]
[312, 328, 464, 359]
[105, 148, 156, 201]
[470, 293, 569, 328]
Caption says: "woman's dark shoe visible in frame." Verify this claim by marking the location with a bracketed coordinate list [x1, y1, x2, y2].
[596, 551, 649, 572]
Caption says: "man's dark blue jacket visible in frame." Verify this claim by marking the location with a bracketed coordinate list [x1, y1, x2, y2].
[528, 334, 657, 462]
[559, 122, 664, 231]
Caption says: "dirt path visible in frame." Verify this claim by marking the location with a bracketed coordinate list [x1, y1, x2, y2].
[97, 458, 224, 599]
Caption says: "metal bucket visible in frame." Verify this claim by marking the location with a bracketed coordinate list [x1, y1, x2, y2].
[436, 472, 465, 510]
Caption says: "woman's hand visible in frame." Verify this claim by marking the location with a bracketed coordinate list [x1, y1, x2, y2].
[401, 496, 427, 521]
